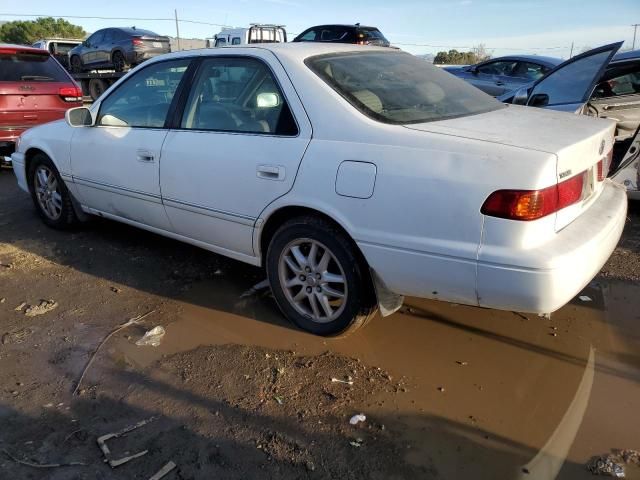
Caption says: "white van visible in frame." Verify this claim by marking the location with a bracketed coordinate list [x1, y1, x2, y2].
[207, 24, 287, 47]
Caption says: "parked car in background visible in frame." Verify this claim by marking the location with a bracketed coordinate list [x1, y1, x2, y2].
[32, 38, 82, 70]
[208, 24, 287, 47]
[444, 55, 562, 96]
[68, 27, 170, 73]
[0, 44, 82, 165]
[11, 44, 626, 336]
[293, 24, 390, 47]
[498, 43, 640, 198]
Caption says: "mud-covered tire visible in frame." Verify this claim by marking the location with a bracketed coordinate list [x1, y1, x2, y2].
[266, 215, 377, 336]
[112, 51, 127, 72]
[28, 153, 77, 229]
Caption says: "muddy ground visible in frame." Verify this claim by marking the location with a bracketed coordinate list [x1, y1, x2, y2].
[0, 168, 639, 480]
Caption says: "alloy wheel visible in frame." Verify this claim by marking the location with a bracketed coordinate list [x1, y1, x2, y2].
[34, 165, 62, 220]
[278, 238, 348, 323]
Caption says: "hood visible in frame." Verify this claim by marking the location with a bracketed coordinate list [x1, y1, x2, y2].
[403, 104, 614, 154]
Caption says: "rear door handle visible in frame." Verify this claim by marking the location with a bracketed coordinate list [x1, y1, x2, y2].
[495, 81, 505, 86]
[257, 165, 285, 181]
[137, 149, 155, 163]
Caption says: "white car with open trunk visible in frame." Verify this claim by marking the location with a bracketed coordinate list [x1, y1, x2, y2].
[11, 43, 627, 335]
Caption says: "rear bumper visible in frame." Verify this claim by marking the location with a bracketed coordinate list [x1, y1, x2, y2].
[477, 180, 628, 313]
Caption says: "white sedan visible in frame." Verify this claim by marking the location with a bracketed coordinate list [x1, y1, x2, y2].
[11, 43, 628, 335]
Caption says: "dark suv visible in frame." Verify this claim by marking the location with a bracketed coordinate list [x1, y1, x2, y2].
[293, 24, 390, 47]
[68, 27, 170, 73]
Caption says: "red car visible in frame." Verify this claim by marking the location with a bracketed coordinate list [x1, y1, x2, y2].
[0, 44, 82, 165]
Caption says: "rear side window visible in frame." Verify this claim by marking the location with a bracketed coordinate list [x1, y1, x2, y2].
[361, 28, 387, 41]
[103, 30, 114, 43]
[318, 27, 355, 42]
[0, 52, 70, 82]
[298, 30, 317, 41]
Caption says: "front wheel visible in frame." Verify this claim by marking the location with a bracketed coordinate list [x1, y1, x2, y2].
[266, 216, 377, 336]
[112, 51, 127, 72]
[28, 154, 77, 229]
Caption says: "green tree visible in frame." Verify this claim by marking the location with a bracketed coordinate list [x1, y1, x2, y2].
[0, 17, 86, 45]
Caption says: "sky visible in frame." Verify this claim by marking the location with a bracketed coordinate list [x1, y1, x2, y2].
[2, 0, 640, 59]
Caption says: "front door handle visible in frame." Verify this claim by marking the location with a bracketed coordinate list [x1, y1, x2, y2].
[137, 149, 155, 163]
[257, 165, 285, 181]
[495, 81, 505, 86]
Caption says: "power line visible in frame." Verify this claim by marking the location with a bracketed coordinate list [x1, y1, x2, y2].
[0, 12, 231, 28]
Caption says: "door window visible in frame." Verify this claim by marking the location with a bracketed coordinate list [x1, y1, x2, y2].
[98, 59, 190, 128]
[477, 60, 517, 76]
[594, 70, 640, 98]
[181, 57, 297, 135]
[298, 30, 317, 41]
[232, 37, 241, 45]
[215, 38, 227, 47]
[513, 61, 548, 80]
[103, 30, 114, 43]
[529, 50, 612, 106]
[89, 31, 104, 47]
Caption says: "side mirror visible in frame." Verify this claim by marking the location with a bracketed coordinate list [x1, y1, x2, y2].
[468, 65, 478, 74]
[528, 93, 549, 108]
[256, 92, 280, 108]
[65, 107, 95, 127]
[512, 87, 529, 105]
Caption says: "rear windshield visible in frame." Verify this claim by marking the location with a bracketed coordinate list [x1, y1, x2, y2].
[306, 51, 504, 124]
[0, 52, 70, 82]
[52, 43, 79, 54]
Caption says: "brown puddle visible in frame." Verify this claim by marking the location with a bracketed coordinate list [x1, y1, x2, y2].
[112, 277, 640, 480]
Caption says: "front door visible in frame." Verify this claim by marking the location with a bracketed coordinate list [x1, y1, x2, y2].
[160, 52, 312, 258]
[71, 58, 192, 231]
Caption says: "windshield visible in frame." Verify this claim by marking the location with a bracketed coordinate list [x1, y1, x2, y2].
[0, 52, 70, 82]
[306, 51, 503, 124]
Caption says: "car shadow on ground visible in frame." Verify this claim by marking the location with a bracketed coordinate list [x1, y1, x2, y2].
[0, 367, 590, 480]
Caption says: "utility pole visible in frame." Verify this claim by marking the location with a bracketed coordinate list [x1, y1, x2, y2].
[175, 9, 181, 51]
[569, 41, 574, 59]
[633, 24, 639, 50]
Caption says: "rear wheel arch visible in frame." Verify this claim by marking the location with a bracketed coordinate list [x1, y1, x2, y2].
[259, 205, 373, 283]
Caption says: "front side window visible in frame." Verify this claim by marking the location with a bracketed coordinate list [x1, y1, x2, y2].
[88, 31, 104, 47]
[98, 59, 190, 128]
[103, 30, 114, 43]
[513, 61, 547, 80]
[298, 30, 317, 41]
[231, 37, 241, 45]
[307, 51, 503, 124]
[215, 38, 227, 47]
[180, 57, 298, 135]
[477, 60, 517, 76]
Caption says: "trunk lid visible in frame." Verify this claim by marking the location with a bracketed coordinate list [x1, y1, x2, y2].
[136, 35, 171, 52]
[404, 105, 617, 230]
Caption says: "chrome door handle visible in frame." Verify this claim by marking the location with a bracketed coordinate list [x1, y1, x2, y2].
[257, 165, 285, 181]
[137, 150, 155, 163]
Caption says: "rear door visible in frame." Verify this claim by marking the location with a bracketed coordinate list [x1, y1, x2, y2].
[525, 42, 623, 112]
[160, 50, 312, 258]
[473, 60, 518, 96]
[0, 49, 78, 136]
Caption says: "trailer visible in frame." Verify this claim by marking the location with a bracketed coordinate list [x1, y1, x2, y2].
[71, 71, 127, 102]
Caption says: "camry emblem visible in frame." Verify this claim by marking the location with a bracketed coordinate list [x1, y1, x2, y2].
[599, 139, 605, 155]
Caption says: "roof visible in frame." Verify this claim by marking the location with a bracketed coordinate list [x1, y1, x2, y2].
[0, 43, 50, 54]
[157, 42, 395, 64]
[612, 49, 640, 62]
[481, 55, 563, 67]
[298, 24, 378, 31]
[112, 27, 161, 36]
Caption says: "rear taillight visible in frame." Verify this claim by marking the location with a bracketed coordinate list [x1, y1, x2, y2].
[59, 86, 83, 102]
[132, 38, 143, 46]
[481, 172, 586, 221]
[597, 149, 613, 181]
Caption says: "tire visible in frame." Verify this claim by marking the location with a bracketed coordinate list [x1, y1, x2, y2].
[88, 78, 107, 101]
[28, 153, 77, 229]
[112, 51, 127, 72]
[70, 55, 82, 73]
[266, 216, 377, 336]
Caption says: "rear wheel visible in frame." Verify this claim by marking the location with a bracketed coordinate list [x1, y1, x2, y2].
[266, 216, 377, 336]
[88, 78, 108, 100]
[28, 154, 77, 229]
[112, 51, 127, 72]
[70, 55, 82, 73]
